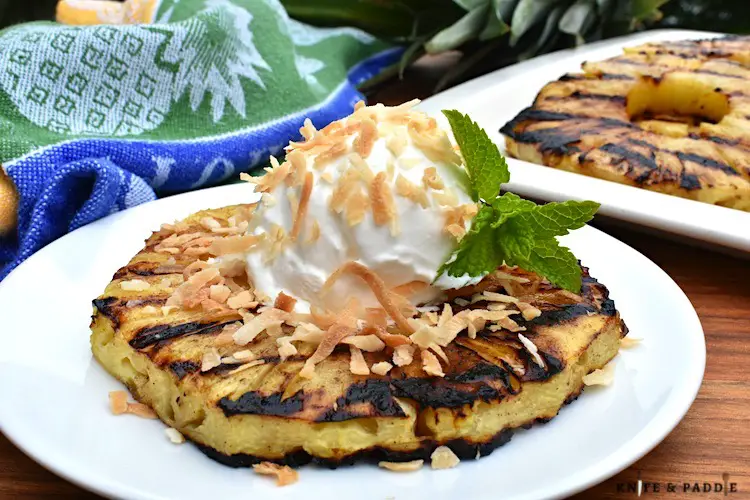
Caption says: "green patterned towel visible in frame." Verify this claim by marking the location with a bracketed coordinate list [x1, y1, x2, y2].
[0, 0, 400, 279]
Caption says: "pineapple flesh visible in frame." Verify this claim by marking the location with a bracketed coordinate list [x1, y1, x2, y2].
[501, 36, 750, 212]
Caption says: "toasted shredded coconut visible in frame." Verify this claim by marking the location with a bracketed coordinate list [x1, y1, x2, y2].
[378, 460, 423, 472]
[209, 284, 231, 304]
[201, 348, 222, 372]
[393, 344, 415, 366]
[368, 327, 410, 349]
[371, 361, 393, 376]
[395, 174, 429, 208]
[233, 349, 254, 361]
[165, 428, 185, 444]
[421, 349, 444, 377]
[227, 290, 256, 310]
[583, 362, 615, 386]
[454, 297, 470, 307]
[476, 291, 519, 304]
[518, 302, 542, 320]
[354, 117, 377, 158]
[274, 291, 297, 313]
[422, 167, 445, 190]
[323, 262, 415, 334]
[430, 446, 460, 469]
[341, 334, 386, 352]
[370, 172, 399, 236]
[120, 279, 150, 291]
[348, 153, 374, 183]
[620, 337, 642, 348]
[209, 234, 262, 256]
[329, 168, 359, 214]
[277, 337, 298, 359]
[290, 171, 314, 240]
[517, 333, 545, 368]
[200, 217, 221, 231]
[252, 462, 299, 487]
[299, 299, 359, 379]
[233, 308, 286, 346]
[344, 188, 370, 226]
[349, 345, 370, 375]
[109, 391, 128, 415]
[126, 402, 158, 419]
[287, 149, 308, 186]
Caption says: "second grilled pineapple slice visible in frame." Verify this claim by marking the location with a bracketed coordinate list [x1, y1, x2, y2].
[501, 36, 750, 212]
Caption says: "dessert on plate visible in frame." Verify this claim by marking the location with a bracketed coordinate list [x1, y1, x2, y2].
[91, 101, 626, 476]
[501, 35, 750, 212]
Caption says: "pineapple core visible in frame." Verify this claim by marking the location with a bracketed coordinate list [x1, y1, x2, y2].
[626, 73, 730, 127]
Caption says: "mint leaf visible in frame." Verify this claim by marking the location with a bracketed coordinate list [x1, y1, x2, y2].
[442, 195, 598, 291]
[438, 205, 500, 277]
[523, 239, 582, 293]
[512, 200, 600, 238]
[490, 192, 536, 227]
[442, 109, 509, 201]
[439, 111, 598, 292]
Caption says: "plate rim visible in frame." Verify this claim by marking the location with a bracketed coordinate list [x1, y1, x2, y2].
[0, 173, 706, 500]
[417, 28, 750, 254]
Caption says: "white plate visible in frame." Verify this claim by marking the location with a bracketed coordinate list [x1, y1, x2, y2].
[0, 184, 705, 500]
[419, 29, 750, 253]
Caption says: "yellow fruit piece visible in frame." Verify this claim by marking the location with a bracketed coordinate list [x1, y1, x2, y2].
[0, 170, 18, 236]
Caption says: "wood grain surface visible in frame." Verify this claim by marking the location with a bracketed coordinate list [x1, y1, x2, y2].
[1, 58, 749, 499]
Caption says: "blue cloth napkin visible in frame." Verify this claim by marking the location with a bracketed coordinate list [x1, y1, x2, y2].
[0, 0, 399, 280]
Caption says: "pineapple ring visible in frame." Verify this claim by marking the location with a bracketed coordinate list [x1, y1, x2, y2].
[502, 36, 750, 212]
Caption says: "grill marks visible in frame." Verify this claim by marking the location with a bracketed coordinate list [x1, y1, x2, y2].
[501, 35, 750, 198]
[130, 320, 238, 350]
[503, 99, 742, 189]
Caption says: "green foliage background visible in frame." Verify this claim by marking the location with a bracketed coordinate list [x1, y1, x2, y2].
[0, 0, 747, 92]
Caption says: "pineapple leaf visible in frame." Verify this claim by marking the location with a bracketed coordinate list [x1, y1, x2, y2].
[631, 0, 670, 19]
[510, 0, 560, 45]
[479, 9, 510, 40]
[454, 0, 490, 11]
[399, 36, 428, 78]
[520, 4, 565, 58]
[492, 0, 520, 22]
[425, 4, 489, 53]
[559, 0, 597, 37]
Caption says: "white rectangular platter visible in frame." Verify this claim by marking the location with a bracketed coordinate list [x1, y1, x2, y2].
[418, 29, 750, 253]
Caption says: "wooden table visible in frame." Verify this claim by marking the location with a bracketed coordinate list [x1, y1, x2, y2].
[2, 60, 749, 499]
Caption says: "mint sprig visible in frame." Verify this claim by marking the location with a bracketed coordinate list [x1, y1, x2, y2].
[439, 110, 599, 292]
[443, 109, 509, 202]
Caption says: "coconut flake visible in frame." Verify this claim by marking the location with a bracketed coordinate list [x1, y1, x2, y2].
[109, 391, 128, 415]
[120, 279, 150, 291]
[201, 348, 222, 372]
[349, 345, 370, 375]
[518, 333, 546, 368]
[583, 362, 615, 386]
[393, 344, 415, 367]
[378, 460, 423, 472]
[252, 462, 299, 487]
[165, 428, 185, 444]
[421, 349, 444, 377]
[430, 446, 460, 469]
[620, 337, 642, 348]
[371, 361, 393, 376]
[341, 334, 386, 352]
[233, 309, 286, 346]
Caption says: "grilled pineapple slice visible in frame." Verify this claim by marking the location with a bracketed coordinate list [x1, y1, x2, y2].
[501, 36, 750, 211]
[91, 204, 626, 467]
